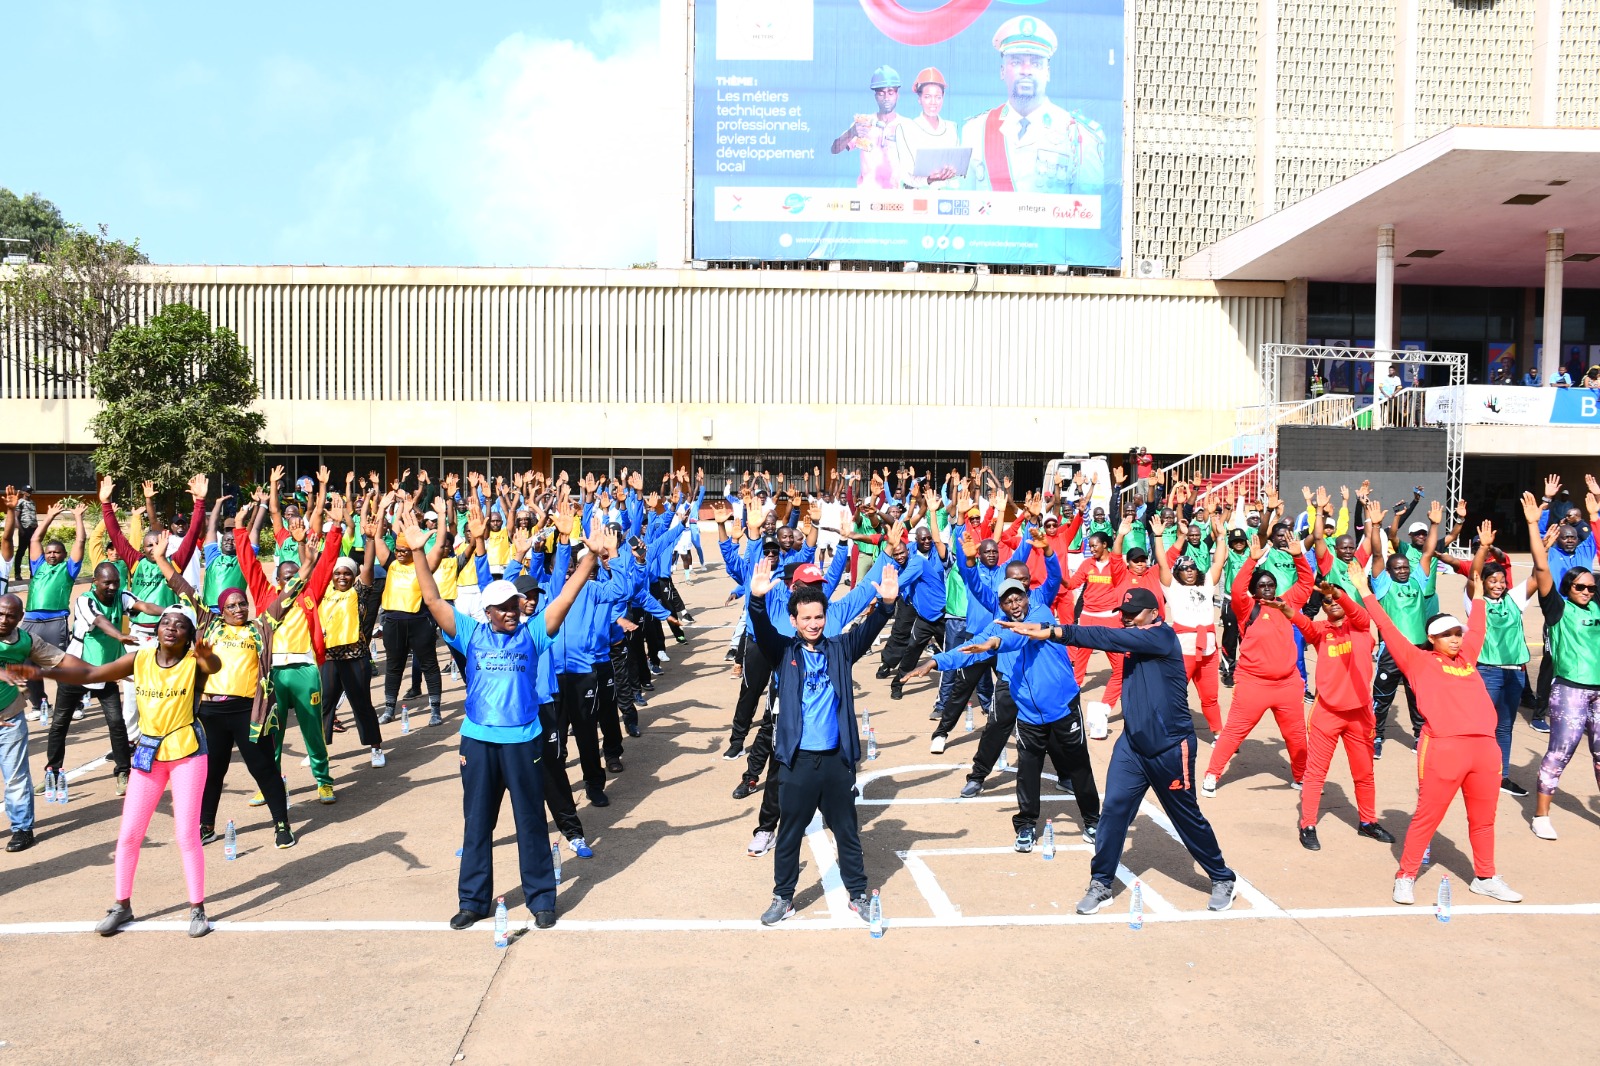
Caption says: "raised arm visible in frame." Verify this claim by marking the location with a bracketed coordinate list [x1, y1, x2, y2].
[169, 475, 210, 570]
[97, 477, 142, 569]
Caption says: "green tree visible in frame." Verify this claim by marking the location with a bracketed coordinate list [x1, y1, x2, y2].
[0, 222, 151, 382]
[87, 303, 266, 500]
[0, 189, 67, 260]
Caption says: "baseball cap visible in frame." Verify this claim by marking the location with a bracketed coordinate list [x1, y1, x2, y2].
[1119, 587, 1160, 615]
[1407, 521, 1428, 534]
[1227, 528, 1248, 543]
[997, 578, 1029, 602]
[791, 563, 825, 586]
[512, 575, 542, 597]
[160, 603, 198, 628]
[761, 534, 781, 555]
[481, 579, 521, 608]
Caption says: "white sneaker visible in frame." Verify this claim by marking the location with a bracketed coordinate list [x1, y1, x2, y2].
[1392, 876, 1416, 905]
[1290, 780, 1303, 791]
[25, 708, 41, 722]
[1530, 816, 1557, 840]
[371, 748, 387, 768]
[1469, 875, 1523, 903]
[747, 830, 774, 857]
[656, 650, 670, 664]
[929, 735, 947, 754]
[1200, 774, 1217, 798]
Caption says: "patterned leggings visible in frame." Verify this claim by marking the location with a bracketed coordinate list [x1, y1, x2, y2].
[1537, 681, 1600, 797]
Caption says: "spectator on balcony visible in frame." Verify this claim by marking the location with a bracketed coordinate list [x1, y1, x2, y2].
[1549, 367, 1573, 388]
[1522, 368, 1541, 387]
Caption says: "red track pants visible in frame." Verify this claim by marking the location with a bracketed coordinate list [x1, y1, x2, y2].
[1068, 616, 1123, 707]
[1396, 733, 1500, 880]
[1185, 650, 1222, 733]
[1205, 673, 1308, 782]
[1299, 702, 1376, 828]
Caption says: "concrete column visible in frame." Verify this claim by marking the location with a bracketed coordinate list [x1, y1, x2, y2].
[1374, 225, 1396, 421]
[1393, 0, 1419, 149]
[1253, 0, 1279, 219]
[1283, 277, 1309, 345]
[1532, 0, 1564, 125]
[1541, 229, 1565, 381]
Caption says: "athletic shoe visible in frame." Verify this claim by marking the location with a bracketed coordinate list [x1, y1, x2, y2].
[1530, 716, 1550, 734]
[1531, 815, 1558, 840]
[115, 771, 128, 797]
[649, 663, 664, 676]
[586, 787, 610, 808]
[732, 775, 759, 800]
[723, 648, 738, 663]
[274, 822, 297, 850]
[248, 790, 267, 807]
[625, 723, 642, 738]
[428, 710, 443, 727]
[1290, 779, 1303, 791]
[760, 896, 795, 926]
[24, 707, 40, 722]
[928, 708, 942, 721]
[1469, 875, 1523, 903]
[847, 893, 872, 922]
[1357, 822, 1395, 844]
[570, 837, 594, 858]
[371, 748, 387, 768]
[929, 735, 947, 754]
[874, 666, 892, 680]
[959, 780, 982, 799]
[33, 779, 47, 796]
[1303, 689, 1315, 704]
[1373, 737, 1384, 760]
[1076, 881, 1114, 915]
[674, 633, 688, 645]
[317, 784, 336, 805]
[449, 909, 487, 930]
[641, 680, 656, 691]
[533, 910, 557, 929]
[1200, 774, 1217, 797]
[731, 666, 743, 680]
[330, 717, 347, 733]
[1207, 879, 1236, 911]
[1500, 777, 1528, 797]
[188, 905, 211, 938]
[1392, 876, 1416, 905]
[605, 757, 625, 774]
[6, 828, 35, 852]
[72, 707, 84, 720]
[681, 612, 696, 624]
[1082, 824, 1098, 843]
[403, 688, 421, 701]
[889, 682, 903, 701]
[747, 830, 774, 857]
[1055, 779, 1075, 797]
[1014, 827, 1035, 853]
[199, 825, 220, 846]
[1298, 826, 1320, 851]
[377, 707, 396, 725]
[656, 650, 670, 664]
[95, 901, 134, 936]
[722, 744, 744, 761]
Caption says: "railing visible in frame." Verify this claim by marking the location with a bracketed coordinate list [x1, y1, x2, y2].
[1325, 388, 1427, 429]
[1159, 394, 1358, 491]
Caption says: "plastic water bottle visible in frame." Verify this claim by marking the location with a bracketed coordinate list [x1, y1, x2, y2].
[1041, 821, 1056, 860]
[1421, 844, 1431, 868]
[43, 769, 56, 803]
[866, 728, 879, 761]
[400, 702, 411, 736]
[493, 897, 508, 949]
[281, 774, 291, 809]
[997, 744, 1009, 772]
[861, 708, 872, 735]
[551, 842, 563, 886]
[39, 699, 51, 730]
[1129, 880, 1145, 930]
[1435, 875, 1452, 923]
[224, 820, 237, 860]
[868, 889, 884, 938]
[964, 704, 975, 732]
[57, 773, 68, 805]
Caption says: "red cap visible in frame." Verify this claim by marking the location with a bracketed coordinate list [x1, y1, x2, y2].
[791, 563, 825, 586]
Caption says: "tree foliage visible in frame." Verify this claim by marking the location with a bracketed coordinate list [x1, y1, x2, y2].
[87, 303, 266, 500]
[0, 189, 68, 260]
[0, 222, 151, 381]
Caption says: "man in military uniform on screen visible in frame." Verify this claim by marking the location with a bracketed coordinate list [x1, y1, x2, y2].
[960, 15, 1105, 195]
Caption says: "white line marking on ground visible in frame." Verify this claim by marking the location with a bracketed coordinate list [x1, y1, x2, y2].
[855, 763, 1075, 806]
[804, 811, 851, 920]
[896, 852, 960, 919]
[62, 756, 108, 783]
[1137, 799, 1288, 913]
[1115, 865, 1177, 913]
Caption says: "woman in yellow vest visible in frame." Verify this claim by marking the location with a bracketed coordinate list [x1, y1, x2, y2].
[320, 515, 384, 765]
[15, 603, 222, 938]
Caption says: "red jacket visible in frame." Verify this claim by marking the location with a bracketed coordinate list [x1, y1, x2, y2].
[1232, 553, 1313, 682]
[1001, 511, 1082, 589]
[1293, 593, 1374, 713]
[1368, 598, 1494, 739]
[1066, 553, 1127, 620]
[236, 524, 343, 665]
[1114, 563, 1166, 619]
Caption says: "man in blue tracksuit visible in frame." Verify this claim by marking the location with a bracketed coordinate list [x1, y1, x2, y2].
[550, 527, 630, 807]
[747, 556, 899, 926]
[401, 511, 596, 932]
[913, 575, 1100, 846]
[720, 524, 817, 760]
[882, 526, 948, 700]
[1003, 586, 1237, 914]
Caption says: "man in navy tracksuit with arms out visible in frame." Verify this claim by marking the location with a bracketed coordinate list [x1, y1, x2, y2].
[1003, 586, 1237, 915]
[746, 555, 900, 926]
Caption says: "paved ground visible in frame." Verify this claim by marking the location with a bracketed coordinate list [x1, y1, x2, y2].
[3, 559, 1598, 1065]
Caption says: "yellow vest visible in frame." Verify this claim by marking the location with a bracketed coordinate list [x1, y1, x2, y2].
[319, 586, 361, 647]
[204, 623, 260, 699]
[487, 529, 512, 568]
[383, 562, 422, 612]
[133, 647, 201, 761]
[435, 556, 459, 601]
[276, 602, 312, 654]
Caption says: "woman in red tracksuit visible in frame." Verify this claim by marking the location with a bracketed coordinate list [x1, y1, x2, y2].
[1291, 579, 1395, 850]
[1367, 592, 1523, 906]
[1202, 537, 1312, 794]
[1063, 529, 1127, 694]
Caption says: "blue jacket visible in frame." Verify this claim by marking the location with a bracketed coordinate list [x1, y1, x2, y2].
[751, 587, 894, 770]
[934, 603, 1065, 724]
[1055, 622, 1193, 757]
[546, 543, 630, 674]
[763, 551, 884, 639]
[900, 547, 949, 622]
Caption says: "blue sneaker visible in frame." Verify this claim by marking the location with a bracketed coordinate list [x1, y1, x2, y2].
[1014, 827, 1035, 853]
[1531, 716, 1551, 734]
[570, 837, 594, 858]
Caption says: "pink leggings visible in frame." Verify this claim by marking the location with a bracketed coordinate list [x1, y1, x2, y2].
[115, 754, 208, 904]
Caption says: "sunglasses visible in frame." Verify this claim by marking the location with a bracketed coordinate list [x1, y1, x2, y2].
[1572, 582, 1596, 592]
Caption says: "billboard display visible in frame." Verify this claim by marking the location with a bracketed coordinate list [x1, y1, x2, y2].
[692, 0, 1125, 267]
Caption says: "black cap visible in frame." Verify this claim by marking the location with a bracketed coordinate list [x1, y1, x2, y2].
[761, 534, 781, 555]
[1226, 527, 1248, 544]
[512, 575, 542, 597]
[1119, 587, 1160, 615]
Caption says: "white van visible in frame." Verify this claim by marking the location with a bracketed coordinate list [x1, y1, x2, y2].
[1041, 455, 1113, 514]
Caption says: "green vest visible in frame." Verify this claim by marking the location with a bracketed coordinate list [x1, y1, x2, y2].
[202, 551, 244, 606]
[1181, 540, 1213, 572]
[274, 538, 302, 570]
[1323, 556, 1358, 599]
[1123, 524, 1148, 554]
[25, 559, 75, 613]
[0, 629, 35, 711]
[1379, 575, 1430, 646]
[1550, 598, 1600, 686]
[130, 559, 175, 624]
[78, 591, 127, 667]
[1222, 548, 1250, 593]
[1260, 549, 1298, 594]
[1479, 594, 1530, 667]
[1398, 542, 1443, 615]
[111, 559, 129, 590]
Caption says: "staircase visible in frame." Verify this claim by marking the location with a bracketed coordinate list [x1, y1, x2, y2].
[1158, 394, 1359, 500]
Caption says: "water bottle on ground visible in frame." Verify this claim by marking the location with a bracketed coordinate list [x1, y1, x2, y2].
[1421, 844, 1431, 868]
[39, 699, 51, 730]
[866, 728, 879, 761]
[552, 842, 563, 886]
[57, 773, 68, 805]
[1129, 880, 1144, 930]
[861, 708, 872, 735]
[1436, 875, 1452, 923]
[43, 769, 56, 804]
[401, 702, 411, 736]
[868, 889, 883, 938]
[494, 897, 508, 949]
[224, 820, 237, 860]
[1041, 821, 1055, 860]
[964, 704, 974, 732]
[997, 744, 1008, 772]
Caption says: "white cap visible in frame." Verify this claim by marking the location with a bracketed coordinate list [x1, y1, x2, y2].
[1426, 614, 1465, 637]
[1407, 521, 1428, 534]
[424, 510, 439, 522]
[481, 579, 521, 607]
[160, 603, 198, 628]
[333, 556, 359, 573]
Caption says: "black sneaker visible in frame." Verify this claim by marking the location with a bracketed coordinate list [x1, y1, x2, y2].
[199, 825, 220, 846]
[874, 666, 893, 680]
[1500, 777, 1529, 797]
[1357, 821, 1396, 844]
[722, 743, 744, 761]
[889, 682, 904, 701]
[404, 689, 421, 701]
[377, 707, 396, 725]
[723, 648, 738, 663]
[605, 757, 624, 774]
[428, 710, 443, 727]
[732, 775, 760, 800]
[959, 780, 982, 799]
[533, 909, 557, 929]
[641, 680, 656, 691]
[1298, 826, 1321, 851]
[275, 822, 297, 850]
[585, 787, 610, 808]
[5, 828, 35, 853]
[449, 909, 487, 930]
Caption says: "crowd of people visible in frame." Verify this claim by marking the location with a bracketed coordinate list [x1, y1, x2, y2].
[0, 459, 1596, 934]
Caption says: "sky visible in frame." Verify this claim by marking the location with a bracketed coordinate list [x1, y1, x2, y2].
[4, 1, 668, 267]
